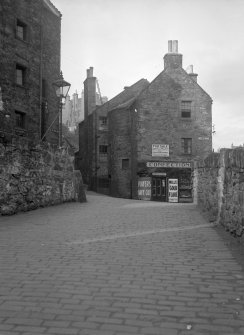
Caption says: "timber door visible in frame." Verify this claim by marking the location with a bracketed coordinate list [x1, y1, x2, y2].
[151, 177, 167, 201]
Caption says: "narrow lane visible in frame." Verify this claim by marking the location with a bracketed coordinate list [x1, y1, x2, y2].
[0, 193, 244, 335]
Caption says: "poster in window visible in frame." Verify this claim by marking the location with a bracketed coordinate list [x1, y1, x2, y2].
[138, 177, 151, 201]
[168, 179, 178, 203]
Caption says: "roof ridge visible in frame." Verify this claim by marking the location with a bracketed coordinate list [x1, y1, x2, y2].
[43, 0, 62, 17]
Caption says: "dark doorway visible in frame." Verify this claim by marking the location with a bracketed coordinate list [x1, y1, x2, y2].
[151, 177, 167, 201]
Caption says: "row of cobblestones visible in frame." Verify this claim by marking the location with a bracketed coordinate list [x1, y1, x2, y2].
[0, 192, 244, 334]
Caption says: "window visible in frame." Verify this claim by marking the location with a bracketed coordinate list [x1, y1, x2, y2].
[181, 101, 191, 118]
[99, 116, 107, 130]
[98, 178, 109, 188]
[16, 19, 27, 41]
[15, 111, 25, 129]
[181, 138, 192, 154]
[16, 64, 26, 86]
[99, 145, 108, 154]
[122, 158, 129, 170]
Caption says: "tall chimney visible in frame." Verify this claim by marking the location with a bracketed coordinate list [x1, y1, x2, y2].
[187, 65, 198, 82]
[164, 40, 182, 69]
[84, 66, 96, 120]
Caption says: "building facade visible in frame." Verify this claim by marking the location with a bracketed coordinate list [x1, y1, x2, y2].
[0, 0, 62, 145]
[78, 41, 213, 202]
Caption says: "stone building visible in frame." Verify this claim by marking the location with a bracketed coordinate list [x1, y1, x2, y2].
[78, 41, 213, 202]
[77, 67, 149, 193]
[0, 0, 62, 145]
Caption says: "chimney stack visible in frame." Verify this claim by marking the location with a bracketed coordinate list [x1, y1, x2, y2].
[84, 66, 96, 120]
[187, 65, 198, 83]
[164, 40, 182, 69]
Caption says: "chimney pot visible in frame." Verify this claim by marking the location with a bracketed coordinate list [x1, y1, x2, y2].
[168, 40, 173, 53]
[89, 67, 94, 77]
[172, 40, 178, 53]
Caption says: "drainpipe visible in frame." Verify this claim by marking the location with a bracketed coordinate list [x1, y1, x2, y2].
[39, 3, 43, 140]
[217, 149, 225, 224]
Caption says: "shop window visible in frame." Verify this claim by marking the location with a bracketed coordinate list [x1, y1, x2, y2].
[99, 145, 108, 154]
[181, 138, 192, 154]
[16, 19, 27, 41]
[15, 111, 26, 129]
[181, 101, 191, 118]
[122, 158, 129, 170]
[16, 64, 27, 86]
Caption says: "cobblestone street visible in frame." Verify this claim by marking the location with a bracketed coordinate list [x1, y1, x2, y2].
[0, 192, 244, 335]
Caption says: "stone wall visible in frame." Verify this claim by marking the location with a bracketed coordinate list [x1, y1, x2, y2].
[0, 139, 86, 216]
[196, 148, 244, 239]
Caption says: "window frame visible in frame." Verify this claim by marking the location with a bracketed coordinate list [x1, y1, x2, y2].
[16, 19, 28, 41]
[99, 144, 108, 154]
[99, 116, 108, 130]
[181, 138, 192, 155]
[180, 100, 192, 119]
[15, 110, 26, 129]
[16, 63, 27, 87]
[122, 158, 130, 170]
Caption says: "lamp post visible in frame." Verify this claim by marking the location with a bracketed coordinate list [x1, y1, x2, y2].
[52, 72, 71, 147]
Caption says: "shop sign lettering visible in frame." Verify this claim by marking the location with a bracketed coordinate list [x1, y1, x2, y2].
[146, 161, 191, 168]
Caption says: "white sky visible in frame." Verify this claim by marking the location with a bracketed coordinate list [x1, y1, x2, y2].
[54, 0, 244, 150]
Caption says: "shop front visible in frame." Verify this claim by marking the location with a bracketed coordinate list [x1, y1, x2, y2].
[137, 161, 193, 203]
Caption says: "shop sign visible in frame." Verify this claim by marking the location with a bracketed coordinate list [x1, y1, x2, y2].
[138, 177, 151, 201]
[146, 161, 191, 168]
[152, 144, 169, 157]
[168, 179, 178, 203]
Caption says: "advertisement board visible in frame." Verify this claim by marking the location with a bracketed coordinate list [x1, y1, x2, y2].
[168, 179, 178, 203]
[152, 144, 169, 157]
[138, 177, 151, 201]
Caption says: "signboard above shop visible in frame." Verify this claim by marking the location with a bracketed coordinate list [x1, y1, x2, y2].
[152, 144, 169, 157]
[146, 161, 191, 168]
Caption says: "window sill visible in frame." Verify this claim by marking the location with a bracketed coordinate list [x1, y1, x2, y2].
[15, 36, 29, 45]
[180, 118, 192, 121]
[15, 127, 26, 136]
[15, 83, 27, 90]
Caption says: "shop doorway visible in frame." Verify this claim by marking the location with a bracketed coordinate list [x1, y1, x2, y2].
[151, 177, 167, 201]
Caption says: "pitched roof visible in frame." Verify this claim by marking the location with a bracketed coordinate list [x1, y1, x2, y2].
[94, 78, 149, 114]
[43, 0, 61, 17]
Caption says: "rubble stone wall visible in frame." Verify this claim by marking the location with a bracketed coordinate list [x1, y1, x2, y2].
[0, 140, 86, 215]
[196, 148, 244, 239]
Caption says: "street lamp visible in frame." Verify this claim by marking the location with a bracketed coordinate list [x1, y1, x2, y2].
[52, 72, 71, 147]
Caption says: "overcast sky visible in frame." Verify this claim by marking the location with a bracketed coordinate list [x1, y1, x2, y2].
[54, 0, 244, 150]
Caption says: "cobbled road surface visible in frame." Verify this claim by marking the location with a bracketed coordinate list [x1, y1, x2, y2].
[0, 192, 244, 335]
